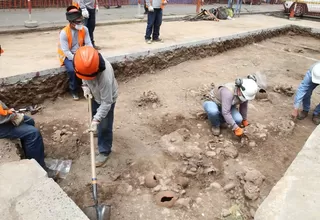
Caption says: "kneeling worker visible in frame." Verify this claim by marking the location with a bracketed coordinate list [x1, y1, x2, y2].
[0, 101, 56, 178]
[73, 46, 118, 167]
[203, 76, 259, 136]
[58, 5, 93, 100]
[291, 62, 320, 125]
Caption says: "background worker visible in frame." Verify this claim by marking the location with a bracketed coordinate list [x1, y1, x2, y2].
[73, 0, 101, 49]
[203, 75, 259, 136]
[0, 100, 57, 179]
[58, 6, 93, 100]
[73, 46, 118, 167]
[291, 62, 320, 125]
[144, 0, 168, 44]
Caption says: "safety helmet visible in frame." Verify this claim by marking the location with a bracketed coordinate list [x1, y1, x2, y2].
[311, 63, 320, 84]
[237, 78, 259, 101]
[66, 6, 82, 22]
[74, 46, 100, 80]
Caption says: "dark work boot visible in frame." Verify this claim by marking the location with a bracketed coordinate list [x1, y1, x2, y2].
[312, 114, 320, 125]
[45, 167, 59, 181]
[297, 110, 308, 120]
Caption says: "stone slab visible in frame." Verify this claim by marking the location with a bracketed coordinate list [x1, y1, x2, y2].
[254, 125, 320, 220]
[0, 159, 89, 220]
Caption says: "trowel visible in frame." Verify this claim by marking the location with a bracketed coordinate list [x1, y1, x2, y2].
[83, 96, 111, 220]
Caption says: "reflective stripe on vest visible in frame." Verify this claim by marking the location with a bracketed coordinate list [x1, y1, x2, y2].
[57, 24, 85, 66]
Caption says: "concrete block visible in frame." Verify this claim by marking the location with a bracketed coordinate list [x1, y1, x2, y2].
[0, 159, 47, 200]
[255, 125, 320, 220]
[0, 159, 89, 220]
[15, 178, 89, 220]
[0, 139, 21, 165]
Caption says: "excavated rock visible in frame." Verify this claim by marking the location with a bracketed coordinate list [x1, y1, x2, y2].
[145, 172, 159, 188]
[155, 191, 179, 208]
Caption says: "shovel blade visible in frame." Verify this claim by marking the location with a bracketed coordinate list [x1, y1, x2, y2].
[83, 205, 111, 220]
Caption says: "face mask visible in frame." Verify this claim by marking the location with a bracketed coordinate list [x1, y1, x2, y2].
[75, 24, 83, 30]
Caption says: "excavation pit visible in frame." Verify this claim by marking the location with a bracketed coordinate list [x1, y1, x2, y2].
[1, 28, 320, 220]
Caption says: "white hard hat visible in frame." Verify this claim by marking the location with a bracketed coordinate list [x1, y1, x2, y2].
[240, 78, 259, 101]
[312, 63, 320, 84]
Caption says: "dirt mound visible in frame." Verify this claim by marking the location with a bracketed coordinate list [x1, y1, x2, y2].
[40, 121, 88, 160]
[137, 91, 161, 108]
[273, 84, 295, 97]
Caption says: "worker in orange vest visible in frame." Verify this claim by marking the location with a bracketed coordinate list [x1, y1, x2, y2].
[72, 0, 101, 50]
[57, 6, 93, 100]
[144, 0, 168, 44]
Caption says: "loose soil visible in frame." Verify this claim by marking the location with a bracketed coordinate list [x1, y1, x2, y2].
[28, 35, 319, 220]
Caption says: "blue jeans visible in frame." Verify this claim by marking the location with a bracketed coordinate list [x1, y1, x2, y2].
[145, 8, 163, 40]
[92, 100, 116, 155]
[203, 101, 243, 127]
[84, 8, 96, 46]
[228, 0, 242, 13]
[64, 58, 80, 93]
[0, 115, 45, 167]
[294, 70, 320, 115]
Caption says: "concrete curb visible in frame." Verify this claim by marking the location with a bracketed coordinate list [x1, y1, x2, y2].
[0, 10, 283, 35]
[0, 23, 291, 86]
[254, 125, 320, 220]
[1, 23, 318, 87]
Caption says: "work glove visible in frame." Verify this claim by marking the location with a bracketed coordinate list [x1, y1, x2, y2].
[242, 119, 249, 127]
[11, 113, 24, 127]
[96, 4, 99, 13]
[82, 85, 92, 99]
[89, 120, 99, 133]
[148, 6, 154, 12]
[234, 127, 243, 137]
[82, 8, 89, 18]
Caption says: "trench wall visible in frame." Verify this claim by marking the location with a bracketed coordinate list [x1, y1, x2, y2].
[1, 24, 320, 108]
[254, 125, 320, 220]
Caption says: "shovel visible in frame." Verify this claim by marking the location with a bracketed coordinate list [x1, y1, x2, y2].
[83, 96, 111, 220]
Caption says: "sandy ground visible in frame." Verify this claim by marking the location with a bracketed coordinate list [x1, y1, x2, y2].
[1, 15, 320, 78]
[21, 34, 320, 220]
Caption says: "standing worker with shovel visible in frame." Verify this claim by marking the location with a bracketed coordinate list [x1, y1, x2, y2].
[74, 46, 118, 167]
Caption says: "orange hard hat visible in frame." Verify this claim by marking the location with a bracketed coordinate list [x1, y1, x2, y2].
[74, 46, 99, 80]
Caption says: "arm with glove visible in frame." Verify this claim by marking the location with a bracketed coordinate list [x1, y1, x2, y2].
[145, 0, 154, 11]
[0, 101, 24, 126]
[220, 89, 244, 137]
[239, 101, 249, 127]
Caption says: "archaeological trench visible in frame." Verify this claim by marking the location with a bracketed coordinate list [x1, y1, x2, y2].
[1, 24, 320, 220]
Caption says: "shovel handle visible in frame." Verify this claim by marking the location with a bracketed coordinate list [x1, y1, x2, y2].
[88, 97, 98, 187]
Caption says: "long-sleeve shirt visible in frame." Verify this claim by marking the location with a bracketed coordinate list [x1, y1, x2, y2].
[76, 0, 96, 9]
[0, 101, 13, 125]
[219, 87, 248, 130]
[145, 0, 162, 8]
[294, 66, 319, 109]
[83, 59, 118, 122]
[59, 26, 92, 61]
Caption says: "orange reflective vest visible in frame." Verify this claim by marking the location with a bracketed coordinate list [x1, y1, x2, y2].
[148, 0, 166, 9]
[72, 0, 80, 9]
[57, 24, 86, 66]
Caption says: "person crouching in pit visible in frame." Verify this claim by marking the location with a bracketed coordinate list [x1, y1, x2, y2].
[203, 75, 259, 137]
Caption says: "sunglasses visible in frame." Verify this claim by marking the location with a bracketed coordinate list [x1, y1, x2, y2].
[72, 20, 83, 24]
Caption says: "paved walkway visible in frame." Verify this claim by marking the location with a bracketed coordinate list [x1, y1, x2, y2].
[0, 4, 282, 29]
[1, 15, 319, 79]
